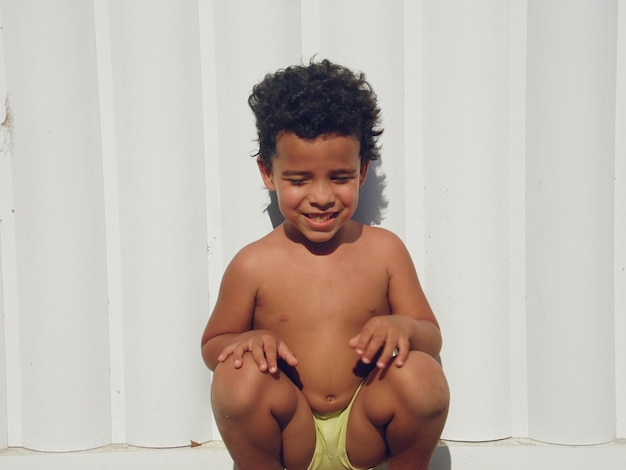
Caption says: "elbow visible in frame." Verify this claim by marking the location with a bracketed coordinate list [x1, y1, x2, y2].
[425, 321, 443, 359]
[200, 336, 218, 371]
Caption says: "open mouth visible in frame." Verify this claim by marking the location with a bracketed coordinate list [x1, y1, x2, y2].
[305, 212, 338, 222]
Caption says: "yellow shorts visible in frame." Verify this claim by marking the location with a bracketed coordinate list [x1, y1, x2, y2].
[306, 382, 386, 470]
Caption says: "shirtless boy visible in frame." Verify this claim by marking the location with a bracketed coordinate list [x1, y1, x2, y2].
[201, 60, 449, 470]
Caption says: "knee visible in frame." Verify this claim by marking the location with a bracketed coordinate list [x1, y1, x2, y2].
[211, 355, 269, 417]
[395, 352, 450, 419]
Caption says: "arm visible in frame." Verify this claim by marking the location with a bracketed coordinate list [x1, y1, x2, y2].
[386, 233, 442, 358]
[349, 229, 442, 366]
[201, 246, 298, 373]
[201, 249, 257, 371]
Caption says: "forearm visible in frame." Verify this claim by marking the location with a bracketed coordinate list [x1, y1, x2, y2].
[404, 316, 442, 359]
[201, 333, 239, 371]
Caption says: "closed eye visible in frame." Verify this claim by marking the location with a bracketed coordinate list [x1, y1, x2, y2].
[286, 179, 308, 186]
[332, 176, 353, 183]
[331, 170, 358, 183]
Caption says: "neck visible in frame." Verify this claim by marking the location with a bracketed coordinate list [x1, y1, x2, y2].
[282, 221, 362, 256]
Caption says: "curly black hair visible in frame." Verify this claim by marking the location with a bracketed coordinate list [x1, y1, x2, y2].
[249, 59, 383, 169]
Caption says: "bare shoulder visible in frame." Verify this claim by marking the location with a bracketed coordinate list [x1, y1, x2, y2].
[359, 227, 438, 326]
[202, 229, 287, 339]
[359, 225, 411, 258]
[227, 226, 288, 272]
[360, 224, 402, 241]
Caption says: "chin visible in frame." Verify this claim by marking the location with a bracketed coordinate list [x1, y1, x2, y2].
[304, 233, 338, 244]
[295, 226, 340, 245]
[284, 216, 353, 246]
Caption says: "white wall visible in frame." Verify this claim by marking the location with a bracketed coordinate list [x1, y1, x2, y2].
[0, 0, 624, 467]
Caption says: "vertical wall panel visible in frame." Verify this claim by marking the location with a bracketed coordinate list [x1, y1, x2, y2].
[508, 0, 530, 439]
[402, 0, 426, 265]
[0, 0, 111, 451]
[92, 0, 127, 444]
[526, 0, 617, 444]
[319, 0, 405, 236]
[212, 0, 302, 264]
[422, 1, 512, 441]
[198, 0, 223, 440]
[0, 57, 20, 447]
[108, 0, 210, 446]
[0, 236, 6, 449]
[0, 18, 9, 448]
[615, 0, 626, 440]
[300, 0, 321, 59]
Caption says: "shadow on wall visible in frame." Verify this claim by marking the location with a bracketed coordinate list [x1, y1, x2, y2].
[264, 160, 389, 228]
[371, 442, 451, 470]
[231, 444, 450, 470]
[430, 442, 452, 469]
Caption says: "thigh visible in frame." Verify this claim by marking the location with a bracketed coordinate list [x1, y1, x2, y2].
[212, 353, 316, 470]
[346, 351, 449, 467]
[280, 378, 317, 470]
[344, 368, 391, 469]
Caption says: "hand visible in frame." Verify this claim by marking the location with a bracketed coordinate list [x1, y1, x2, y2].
[217, 330, 298, 374]
[349, 316, 410, 369]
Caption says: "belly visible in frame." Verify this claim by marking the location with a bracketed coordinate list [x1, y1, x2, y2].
[281, 340, 374, 414]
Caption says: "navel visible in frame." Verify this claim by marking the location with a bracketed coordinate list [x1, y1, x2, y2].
[325, 394, 336, 403]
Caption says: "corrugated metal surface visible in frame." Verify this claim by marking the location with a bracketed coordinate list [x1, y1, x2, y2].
[0, 0, 624, 465]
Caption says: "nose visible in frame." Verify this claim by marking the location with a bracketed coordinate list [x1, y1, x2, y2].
[308, 180, 335, 208]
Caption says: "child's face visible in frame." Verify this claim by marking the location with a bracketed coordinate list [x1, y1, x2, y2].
[258, 132, 369, 245]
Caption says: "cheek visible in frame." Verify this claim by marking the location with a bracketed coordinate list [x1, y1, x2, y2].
[275, 186, 303, 209]
[338, 184, 360, 203]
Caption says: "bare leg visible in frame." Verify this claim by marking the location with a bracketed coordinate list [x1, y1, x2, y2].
[347, 351, 449, 470]
[211, 354, 315, 470]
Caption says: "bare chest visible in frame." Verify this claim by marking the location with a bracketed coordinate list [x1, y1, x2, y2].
[250, 247, 391, 411]
[253, 256, 390, 331]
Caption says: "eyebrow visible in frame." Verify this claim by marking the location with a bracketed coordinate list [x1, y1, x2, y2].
[280, 170, 311, 177]
[280, 169, 358, 177]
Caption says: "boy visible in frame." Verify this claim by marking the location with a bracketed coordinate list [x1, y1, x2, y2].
[201, 60, 449, 470]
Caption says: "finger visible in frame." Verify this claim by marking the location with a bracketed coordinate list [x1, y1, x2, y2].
[217, 346, 234, 363]
[250, 340, 269, 371]
[230, 345, 248, 369]
[277, 342, 298, 367]
[349, 333, 370, 360]
[361, 332, 386, 365]
[376, 337, 398, 369]
[394, 336, 411, 367]
[262, 340, 279, 374]
[352, 323, 377, 356]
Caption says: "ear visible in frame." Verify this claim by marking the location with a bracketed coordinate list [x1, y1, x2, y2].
[359, 160, 370, 187]
[257, 158, 276, 191]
